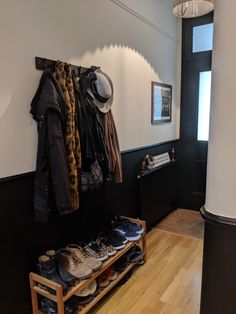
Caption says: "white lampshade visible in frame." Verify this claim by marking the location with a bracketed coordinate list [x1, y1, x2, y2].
[173, 0, 214, 18]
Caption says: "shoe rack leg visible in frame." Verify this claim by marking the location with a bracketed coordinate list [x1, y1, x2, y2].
[142, 222, 147, 262]
[29, 273, 40, 314]
[56, 286, 65, 314]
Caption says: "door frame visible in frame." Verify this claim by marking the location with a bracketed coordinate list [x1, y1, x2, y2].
[178, 12, 213, 209]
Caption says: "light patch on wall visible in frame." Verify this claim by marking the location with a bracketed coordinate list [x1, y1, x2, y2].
[0, 93, 12, 118]
[69, 44, 177, 151]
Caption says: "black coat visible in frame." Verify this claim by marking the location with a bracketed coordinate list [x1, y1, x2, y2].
[30, 69, 73, 222]
[76, 73, 110, 183]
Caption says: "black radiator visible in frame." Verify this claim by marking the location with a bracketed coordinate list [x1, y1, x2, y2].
[137, 161, 179, 230]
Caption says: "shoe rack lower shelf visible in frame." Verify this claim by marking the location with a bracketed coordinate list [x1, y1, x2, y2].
[29, 217, 146, 314]
[37, 264, 134, 314]
[78, 263, 134, 314]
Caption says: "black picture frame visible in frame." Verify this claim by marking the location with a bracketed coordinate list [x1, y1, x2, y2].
[151, 81, 172, 124]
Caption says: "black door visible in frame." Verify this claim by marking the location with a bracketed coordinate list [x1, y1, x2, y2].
[179, 13, 213, 209]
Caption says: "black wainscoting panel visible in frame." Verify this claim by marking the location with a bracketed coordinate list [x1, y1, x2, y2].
[0, 140, 178, 314]
[201, 217, 236, 314]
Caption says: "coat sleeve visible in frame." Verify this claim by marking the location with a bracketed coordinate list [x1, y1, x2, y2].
[46, 109, 73, 216]
[33, 118, 50, 222]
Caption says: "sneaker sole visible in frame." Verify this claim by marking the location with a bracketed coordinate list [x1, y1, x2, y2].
[98, 281, 110, 288]
[107, 250, 117, 256]
[92, 264, 103, 272]
[114, 228, 126, 235]
[96, 255, 109, 261]
[108, 274, 118, 281]
[136, 228, 144, 234]
[126, 235, 141, 241]
[112, 234, 128, 243]
[77, 271, 93, 280]
[115, 227, 143, 236]
[117, 219, 144, 234]
[113, 244, 125, 250]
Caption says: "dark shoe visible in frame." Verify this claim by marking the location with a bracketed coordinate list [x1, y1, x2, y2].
[96, 272, 110, 288]
[111, 230, 128, 244]
[41, 298, 78, 314]
[77, 295, 93, 305]
[98, 229, 126, 249]
[64, 305, 77, 314]
[45, 250, 77, 287]
[65, 296, 80, 313]
[41, 299, 57, 314]
[113, 225, 141, 241]
[112, 217, 143, 241]
[113, 256, 127, 274]
[92, 237, 117, 256]
[37, 255, 68, 294]
[55, 250, 78, 287]
[114, 216, 144, 234]
[117, 270, 133, 286]
[91, 286, 101, 297]
[126, 245, 144, 264]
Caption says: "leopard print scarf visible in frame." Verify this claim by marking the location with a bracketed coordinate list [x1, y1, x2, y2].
[55, 61, 81, 209]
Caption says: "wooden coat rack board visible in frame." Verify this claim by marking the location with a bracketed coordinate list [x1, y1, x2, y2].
[35, 56, 99, 76]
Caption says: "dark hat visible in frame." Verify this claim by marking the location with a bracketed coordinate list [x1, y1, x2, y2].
[89, 69, 113, 113]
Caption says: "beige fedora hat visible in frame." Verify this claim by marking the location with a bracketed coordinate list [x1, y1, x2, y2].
[90, 69, 113, 113]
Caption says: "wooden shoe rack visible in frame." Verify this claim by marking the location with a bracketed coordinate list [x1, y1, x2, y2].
[29, 217, 146, 314]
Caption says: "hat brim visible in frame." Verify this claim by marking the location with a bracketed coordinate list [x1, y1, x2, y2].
[90, 69, 113, 113]
[93, 94, 113, 113]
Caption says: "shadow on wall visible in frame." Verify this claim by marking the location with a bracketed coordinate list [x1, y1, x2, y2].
[0, 0, 178, 178]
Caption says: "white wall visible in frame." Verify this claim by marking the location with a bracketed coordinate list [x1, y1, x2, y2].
[0, 0, 180, 178]
[205, 0, 236, 218]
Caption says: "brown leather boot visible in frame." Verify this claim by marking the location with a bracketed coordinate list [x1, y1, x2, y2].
[57, 249, 93, 280]
[45, 250, 77, 287]
[66, 245, 102, 272]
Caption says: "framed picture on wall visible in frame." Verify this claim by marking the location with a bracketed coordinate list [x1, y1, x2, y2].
[151, 81, 172, 124]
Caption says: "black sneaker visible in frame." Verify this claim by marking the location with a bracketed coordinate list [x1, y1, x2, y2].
[41, 298, 78, 314]
[77, 295, 93, 306]
[125, 245, 144, 264]
[117, 270, 133, 286]
[93, 237, 117, 256]
[99, 230, 126, 250]
[113, 256, 127, 274]
[111, 230, 128, 244]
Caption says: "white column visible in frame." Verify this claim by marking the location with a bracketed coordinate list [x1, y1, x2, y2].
[205, 0, 236, 218]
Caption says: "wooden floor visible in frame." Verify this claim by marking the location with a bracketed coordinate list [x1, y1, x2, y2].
[91, 228, 203, 314]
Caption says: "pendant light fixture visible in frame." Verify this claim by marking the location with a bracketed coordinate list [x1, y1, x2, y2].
[173, 0, 214, 18]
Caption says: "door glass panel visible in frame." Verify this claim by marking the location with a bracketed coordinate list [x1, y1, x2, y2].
[197, 71, 212, 141]
[193, 23, 213, 53]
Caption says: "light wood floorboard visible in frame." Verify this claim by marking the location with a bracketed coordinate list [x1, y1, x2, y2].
[90, 228, 203, 314]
